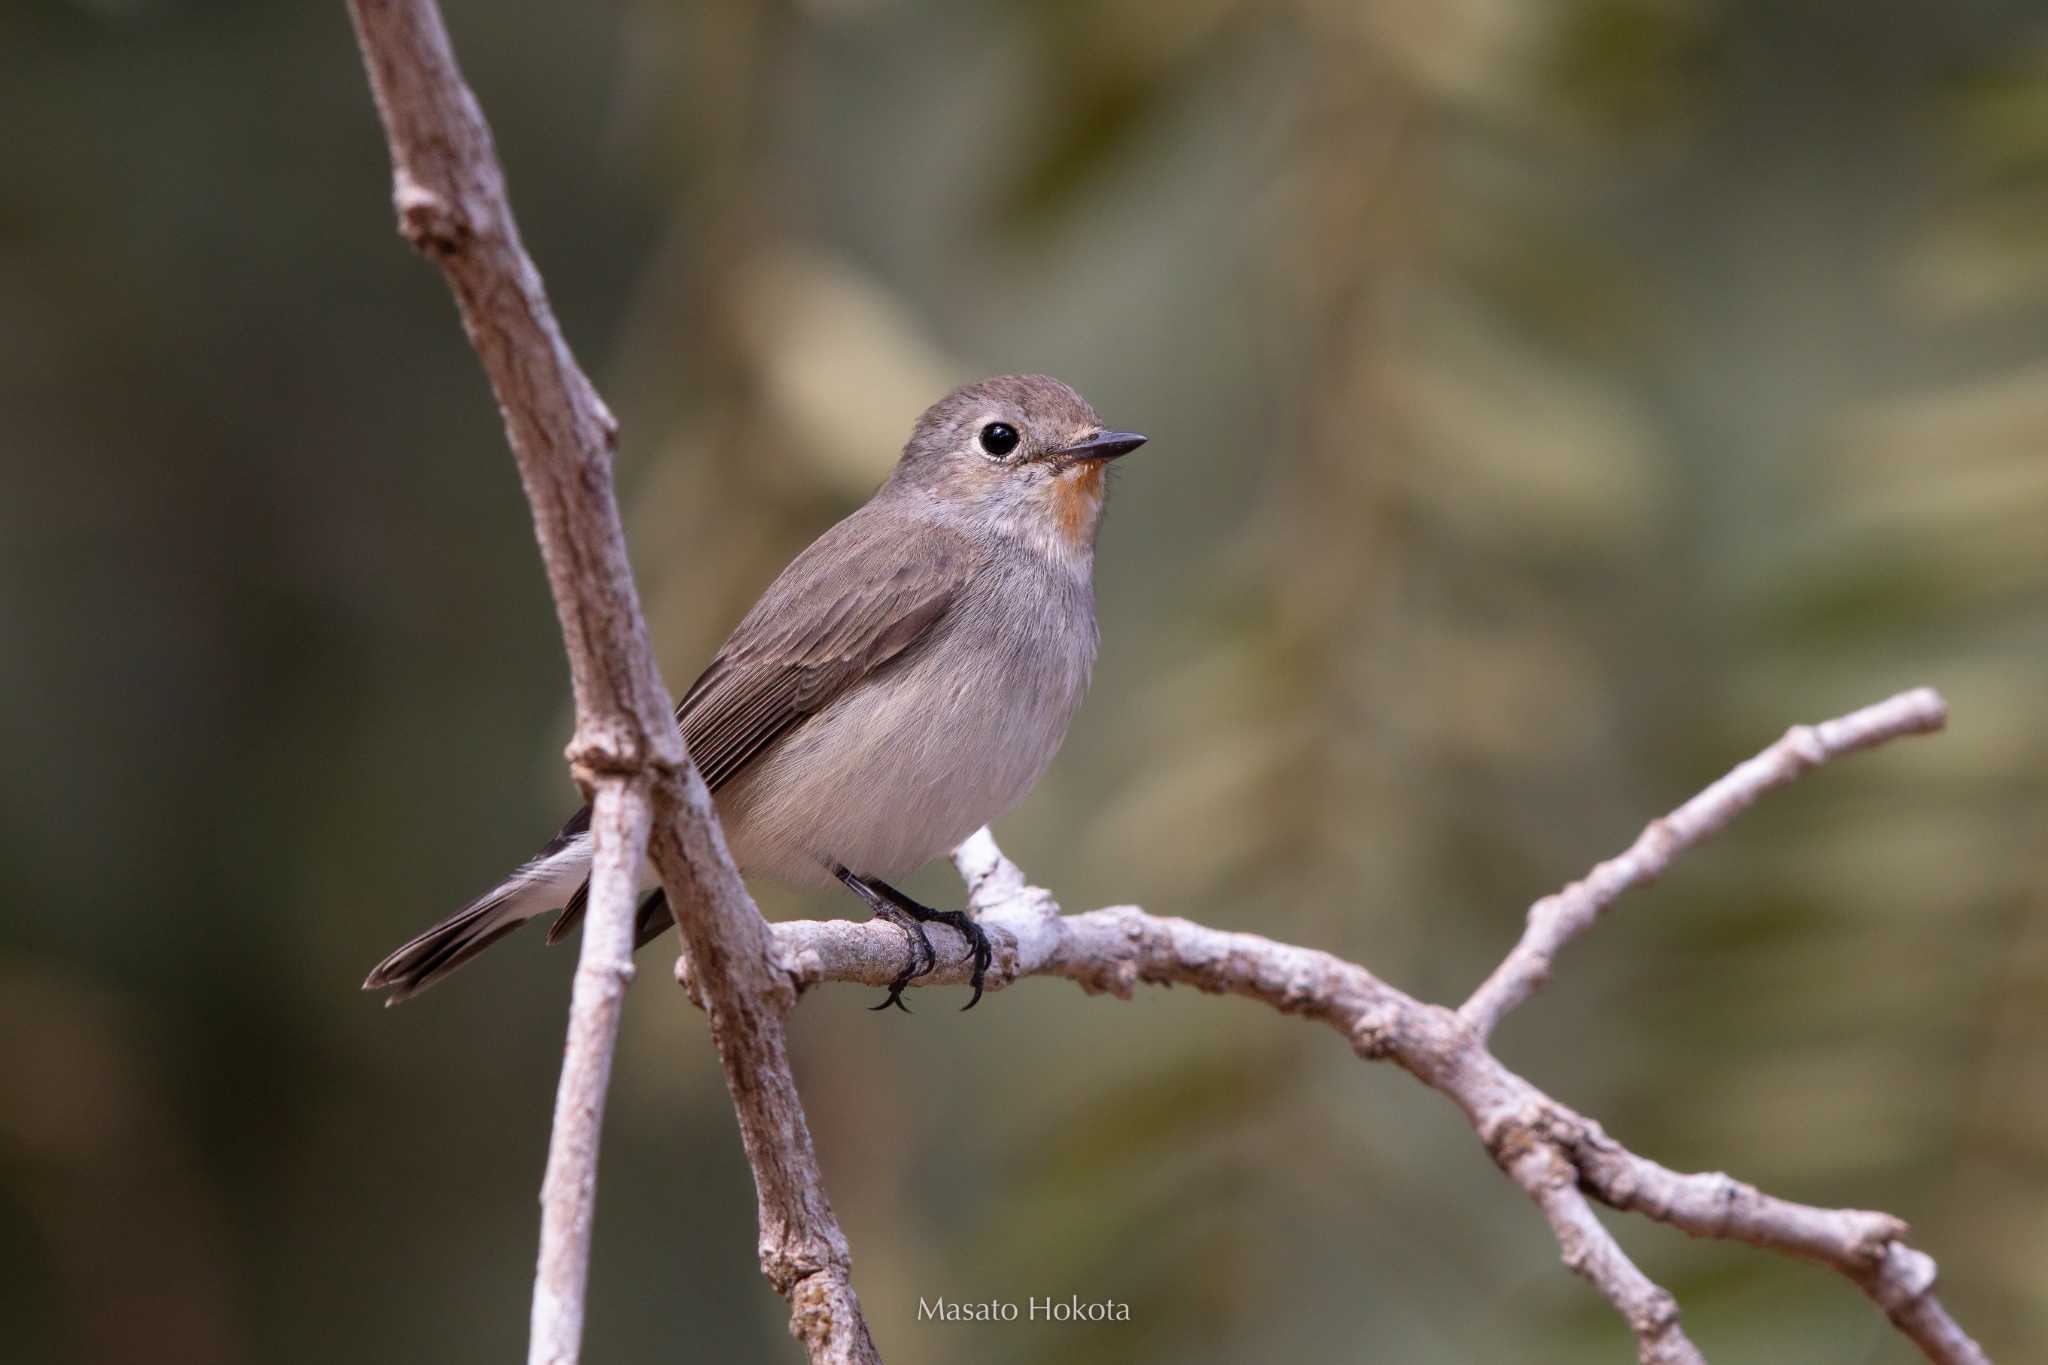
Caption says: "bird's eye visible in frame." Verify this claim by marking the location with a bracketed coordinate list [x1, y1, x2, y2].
[978, 422, 1020, 458]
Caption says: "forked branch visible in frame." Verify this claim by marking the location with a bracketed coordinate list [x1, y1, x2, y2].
[344, 2, 876, 1361]
[760, 695, 1983, 1365]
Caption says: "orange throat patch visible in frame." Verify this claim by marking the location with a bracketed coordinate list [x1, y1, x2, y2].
[1050, 462, 1106, 549]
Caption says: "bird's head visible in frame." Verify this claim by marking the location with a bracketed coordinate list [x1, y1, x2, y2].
[888, 374, 1146, 563]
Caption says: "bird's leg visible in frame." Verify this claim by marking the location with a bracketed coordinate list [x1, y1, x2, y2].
[857, 875, 994, 1012]
[833, 865, 936, 1012]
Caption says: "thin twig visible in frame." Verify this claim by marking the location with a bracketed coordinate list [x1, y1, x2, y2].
[1459, 687, 1949, 1039]
[531, 779, 650, 1362]
[1505, 1143, 1701, 1365]
[343, 2, 876, 1360]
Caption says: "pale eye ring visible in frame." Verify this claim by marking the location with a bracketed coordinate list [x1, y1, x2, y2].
[978, 421, 1020, 458]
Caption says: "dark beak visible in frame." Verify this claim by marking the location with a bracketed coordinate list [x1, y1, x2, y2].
[1051, 430, 1148, 462]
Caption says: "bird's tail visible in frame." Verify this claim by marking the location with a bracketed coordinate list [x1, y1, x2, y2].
[363, 830, 593, 1005]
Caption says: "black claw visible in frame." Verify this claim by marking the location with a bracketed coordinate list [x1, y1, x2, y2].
[870, 943, 922, 1013]
[944, 913, 993, 1011]
[834, 867, 993, 1012]
[869, 916, 934, 1012]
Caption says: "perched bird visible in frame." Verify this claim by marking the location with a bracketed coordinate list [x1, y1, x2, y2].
[365, 374, 1144, 1011]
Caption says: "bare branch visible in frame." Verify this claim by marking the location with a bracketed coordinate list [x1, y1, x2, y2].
[1565, 1133, 1987, 1364]
[755, 751, 1986, 1364]
[1459, 687, 1949, 1039]
[646, 774, 876, 1363]
[343, 2, 875, 1360]
[531, 778, 650, 1363]
[344, 0, 670, 771]
[1504, 1143, 1700, 1365]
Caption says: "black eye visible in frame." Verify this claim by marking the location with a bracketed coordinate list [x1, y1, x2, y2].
[978, 422, 1020, 458]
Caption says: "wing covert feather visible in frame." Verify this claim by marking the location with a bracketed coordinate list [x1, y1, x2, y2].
[677, 516, 975, 792]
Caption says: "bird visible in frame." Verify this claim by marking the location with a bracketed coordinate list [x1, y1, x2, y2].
[364, 374, 1145, 1012]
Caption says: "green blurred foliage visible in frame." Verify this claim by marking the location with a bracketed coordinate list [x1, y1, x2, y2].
[3, 0, 2045, 1361]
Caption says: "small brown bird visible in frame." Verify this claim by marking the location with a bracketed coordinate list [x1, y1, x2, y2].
[365, 375, 1144, 1010]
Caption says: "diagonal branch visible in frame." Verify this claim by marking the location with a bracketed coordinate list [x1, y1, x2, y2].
[753, 691, 1986, 1364]
[1458, 687, 1949, 1039]
[343, 2, 876, 1361]
[1507, 1143, 1698, 1365]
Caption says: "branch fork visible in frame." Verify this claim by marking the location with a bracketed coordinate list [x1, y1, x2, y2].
[760, 694, 1981, 1365]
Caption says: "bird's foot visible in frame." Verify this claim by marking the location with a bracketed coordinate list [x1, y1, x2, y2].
[866, 901, 937, 1013]
[835, 867, 993, 1010]
[911, 904, 992, 1010]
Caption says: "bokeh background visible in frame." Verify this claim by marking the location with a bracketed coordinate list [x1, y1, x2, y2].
[4, 0, 2046, 1360]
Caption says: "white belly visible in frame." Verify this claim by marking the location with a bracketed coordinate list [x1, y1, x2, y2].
[711, 600, 1094, 886]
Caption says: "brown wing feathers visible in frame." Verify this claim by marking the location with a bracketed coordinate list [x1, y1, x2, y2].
[671, 523, 970, 790]
[543, 519, 973, 943]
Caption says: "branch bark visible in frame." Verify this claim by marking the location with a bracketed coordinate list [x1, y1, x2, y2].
[529, 778, 651, 1360]
[344, 3, 876, 1361]
[758, 694, 1986, 1365]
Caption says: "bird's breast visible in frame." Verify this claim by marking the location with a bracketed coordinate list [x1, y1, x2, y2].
[715, 558, 1097, 885]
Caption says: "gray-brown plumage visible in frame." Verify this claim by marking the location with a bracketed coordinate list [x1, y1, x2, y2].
[365, 374, 1145, 1007]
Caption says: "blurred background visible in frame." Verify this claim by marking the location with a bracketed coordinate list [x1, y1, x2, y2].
[3, 0, 2045, 1360]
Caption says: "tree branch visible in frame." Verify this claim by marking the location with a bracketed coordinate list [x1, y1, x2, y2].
[1459, 687, 1950, 1039]
[642, 774, 876, 1361]
[1507, 1143, 1696, 1365]
[531, 778, 650, 1362]
[756, 694, 1986, 1365]
[343, 2, 876, 1361]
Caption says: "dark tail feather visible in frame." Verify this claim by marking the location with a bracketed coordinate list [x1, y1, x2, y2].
[363, 891, 534, 1006]
[367, 803, 600, 1004]
[546, 885, 675, 950]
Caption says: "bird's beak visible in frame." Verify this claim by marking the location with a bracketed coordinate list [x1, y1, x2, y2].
[1049, 430, 1148, 463]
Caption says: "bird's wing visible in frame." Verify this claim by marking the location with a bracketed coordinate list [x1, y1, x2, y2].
[539, 514, 975, 945]
[677, 514, 977, 791]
